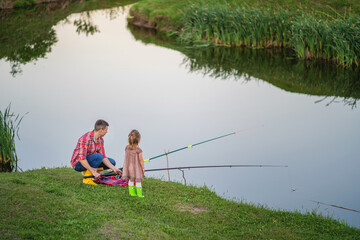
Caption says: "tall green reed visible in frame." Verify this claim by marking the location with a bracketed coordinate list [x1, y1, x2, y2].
[0, 105, 25, 172]
[180, 3, 360, 68]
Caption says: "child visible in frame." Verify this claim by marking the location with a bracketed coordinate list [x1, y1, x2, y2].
[122, 129, 145, 198]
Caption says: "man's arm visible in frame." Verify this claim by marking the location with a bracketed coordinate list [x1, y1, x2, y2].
[77, 135, 101, 178]
[99, 138, 121, 174]
[79, 159, 101, 178]
[102, 158, 122, 174]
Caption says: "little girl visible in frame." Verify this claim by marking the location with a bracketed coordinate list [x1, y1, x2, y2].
[122, 129, 145, 198]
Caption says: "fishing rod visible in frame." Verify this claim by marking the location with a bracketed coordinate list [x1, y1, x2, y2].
[143, 126, 262, 162]
[86, 126, 265, 179]
[83, 164, 287, 178]
[310, 200, 360, 214]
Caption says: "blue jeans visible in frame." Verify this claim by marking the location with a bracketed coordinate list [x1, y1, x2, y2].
[74, 153, 116, 172]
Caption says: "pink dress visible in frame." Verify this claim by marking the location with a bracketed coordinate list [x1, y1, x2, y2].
[122, 146, 144, 182]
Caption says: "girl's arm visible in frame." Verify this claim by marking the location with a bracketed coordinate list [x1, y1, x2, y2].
[138, 152, 145, 174]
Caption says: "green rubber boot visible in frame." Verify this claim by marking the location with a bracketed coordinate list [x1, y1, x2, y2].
[129, 185, 136, 197]
[136, 186, 144, 198]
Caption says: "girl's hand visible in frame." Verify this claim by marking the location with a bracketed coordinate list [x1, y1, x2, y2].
[142, 168, 145, 174]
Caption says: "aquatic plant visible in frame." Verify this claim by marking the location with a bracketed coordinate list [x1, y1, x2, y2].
[180, 5, 294, 48]
[180, 3, 360, 68]
[0, 105, 25, 172]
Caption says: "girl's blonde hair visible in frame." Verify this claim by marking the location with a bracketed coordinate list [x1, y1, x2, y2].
[128, 129, 141, 150]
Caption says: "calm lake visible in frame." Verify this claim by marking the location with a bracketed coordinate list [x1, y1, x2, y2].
[0, 1, 359, 228]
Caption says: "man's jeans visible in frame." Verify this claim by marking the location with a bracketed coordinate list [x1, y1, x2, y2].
[74, 153, 116, 172]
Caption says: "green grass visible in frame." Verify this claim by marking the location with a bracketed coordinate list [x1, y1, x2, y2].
[0, 105, 25, 172]
[13, 0, 35, 8]
[0, 167, 359, 239]
[130, 0, 360, 30]
[129, 0, 360, 68]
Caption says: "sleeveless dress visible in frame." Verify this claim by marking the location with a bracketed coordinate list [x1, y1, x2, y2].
[121, 146, 144, 182]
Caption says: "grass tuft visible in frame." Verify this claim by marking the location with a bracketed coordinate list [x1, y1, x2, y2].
[0, 104, 26, 172]
[179, 3, 360, 68]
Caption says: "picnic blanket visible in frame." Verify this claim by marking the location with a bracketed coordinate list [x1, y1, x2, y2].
[93, 175, 128, 186]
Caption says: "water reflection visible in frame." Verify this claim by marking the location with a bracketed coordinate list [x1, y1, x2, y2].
[0, 8, 58, 76]
[73, 12, 100, 36]
[0, 0, 134, 76]
[129, 25, 360, 109]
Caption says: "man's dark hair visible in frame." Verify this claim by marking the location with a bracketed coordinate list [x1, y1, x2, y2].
[94, 119, 109, 131]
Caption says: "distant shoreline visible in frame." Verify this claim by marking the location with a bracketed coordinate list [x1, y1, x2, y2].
[128, 0, 360, 68]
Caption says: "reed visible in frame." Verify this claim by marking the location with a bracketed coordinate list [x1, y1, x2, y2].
[0, 105, 25, 172]
[180, 3, 360, 68]
[180, 4, 295, 48]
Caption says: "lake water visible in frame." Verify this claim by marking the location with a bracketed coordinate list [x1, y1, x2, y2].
[0, 2, 359, 228]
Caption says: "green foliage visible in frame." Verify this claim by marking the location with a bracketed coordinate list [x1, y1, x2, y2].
[0, 105, 26, 172]
[0, 167, 359, 239]
[180, 3, 360, 68]
[74, 19, 100, 36]
[130, 0, 360, 68]
[13, 0, 35, 8]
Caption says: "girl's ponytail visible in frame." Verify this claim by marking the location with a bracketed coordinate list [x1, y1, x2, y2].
[128, 129, 141, 149]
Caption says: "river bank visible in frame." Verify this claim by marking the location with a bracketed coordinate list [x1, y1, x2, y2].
[1, 0, 58, 9]
[0, 167, 359, 239]
[128, 0, 360, 68]
[0, 0, 131, 10]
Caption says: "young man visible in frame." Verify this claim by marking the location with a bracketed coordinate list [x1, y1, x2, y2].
[71, 119, 121, 185]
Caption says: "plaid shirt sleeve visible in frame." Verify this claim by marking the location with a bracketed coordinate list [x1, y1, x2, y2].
[99, 137, 107, 159]
[78, 135, 89, 161]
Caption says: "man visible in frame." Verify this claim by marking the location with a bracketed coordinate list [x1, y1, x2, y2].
[71, 119, 121, 185]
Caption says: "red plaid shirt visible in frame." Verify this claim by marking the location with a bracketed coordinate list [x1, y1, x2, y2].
[70, 131, 107, 168]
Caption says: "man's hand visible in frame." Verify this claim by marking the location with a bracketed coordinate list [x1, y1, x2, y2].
[112, 168, 122, 175]
[79, 159, 101, 178]
[93, 171, 101, 179]
[102, 158, 122, 175]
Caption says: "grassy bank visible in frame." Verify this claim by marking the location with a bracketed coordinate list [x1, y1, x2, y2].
[0, 167, 359, 239]
[129, 0, 360, 68]
[129, 0, 360, 29]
